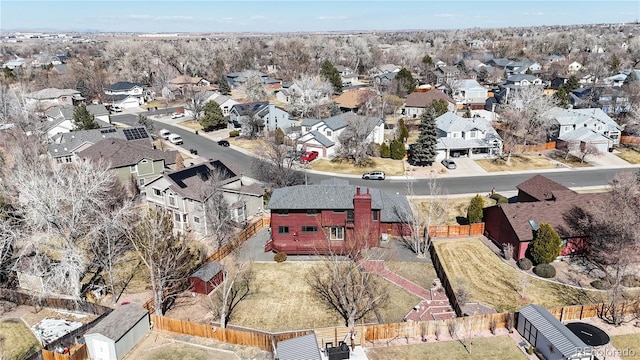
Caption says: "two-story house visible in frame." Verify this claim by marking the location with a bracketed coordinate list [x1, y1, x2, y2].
[43, 104, 111, 138]
[544, 107, 621, 153]
[335, 65, 358, 86]
[202, 92, 239, 117]
[429, 65, 460, 84]
[297, 113, 385, 158]
[145, 159, 264, 235]
[265, 178, 412, 255]
[228, 102, 296, 134]
[504, 74, 543, 87]
[403, 89, 455, 119]
[104, 82, 150, 109]
[168, 75, 213, 97]
[453, 79, 488, 109]
[435, 112, 503, 159]
[76, 138, 177, 188]
[25, 88, 84, 111]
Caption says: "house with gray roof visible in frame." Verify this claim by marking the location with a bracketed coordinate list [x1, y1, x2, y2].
[544, 107, 621, 152]
[452, 79, 488, 108]
[435, 112, 503, 159]
[228, 102, 296, 135]
[104, 82, 150, 109]
[204, 92, 239, 116]
[517, 304, 593, 360]
[144, 159, 264, 235]
[84, 304, 149, 360]
[42, 104, 111, 138]
[76, 138, 178, 188]
[266, 178, 412, 255]
[25, 88, 83, 110]
[297, 113, 384, 158]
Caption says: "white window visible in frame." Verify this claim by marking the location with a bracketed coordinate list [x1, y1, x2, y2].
[168, 194, 176, 207]
[138, 178, 145, 186]
[153, 189, 161, 197]
[330, 227, 345, 240]
[130, 165, 137, 173]
[174, 212, 182, 222]
[64, 156, 72, 163]
[193, 216, 200, 224]
[469, 130, 477, 139]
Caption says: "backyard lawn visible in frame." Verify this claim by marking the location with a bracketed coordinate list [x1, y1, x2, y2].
[228, 262, 420, 332]
[434, 239, 602, 312]
[0, 319, 41, 360]
[178, 119, 203, 132]
[611, 333, 640, 359]
[410, 196, 497, 225]
[366, 336, 528, 360]
[475, 154, 555, 172]
[309, 158, 405, 176]
[615, 147, 640, 164]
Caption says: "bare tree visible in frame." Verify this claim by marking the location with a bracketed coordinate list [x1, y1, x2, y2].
[564, 171, 640, 325]
[206, 254, 254, 329]
[498, 87, 558, 148]
[237, 74, 268, 102]
[336, 114, 375, 166]
[184, 88, 207, 121]
[251, 130, 304, 188]
[307, 254, 388, 328]
[578, 143, 602, 163]
[197, 169, 237, 250]
[288, 75, 333, 118]
[128, 208, 204, 316]
[161, 86, 175, 109]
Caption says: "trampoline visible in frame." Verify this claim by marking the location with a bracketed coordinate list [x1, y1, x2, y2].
[565, 322, 610, 346]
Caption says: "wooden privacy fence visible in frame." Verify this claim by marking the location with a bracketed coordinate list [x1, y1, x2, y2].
[143, 215, 269, 314]
[427, 223, 485, 238]
[504, 141, 556, 153]
[42, 345, 88, 360]
[429, 243, 462, 316]
[0, 289, 111, 316]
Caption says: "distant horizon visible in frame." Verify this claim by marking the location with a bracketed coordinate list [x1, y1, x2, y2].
[1, 1, 638, 34]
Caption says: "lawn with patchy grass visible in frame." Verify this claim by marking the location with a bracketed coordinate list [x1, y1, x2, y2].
[178, 119, 203, 131]
[475, 154, 555, 172]
[386, 261, 438, 290]
[309, 158, 405, 176]
[229, 137, 267, 153]
[0, 319, 41, 360]
[138, 343, 236, 360]
[546, 150, 592, 168]
[615, 147, 640, 164]
[410, 196, 497, 225]
[366, 336, 528, 360]
[611, 334, 640, 359]
[229, 262, 420, 332]
[434, 239, 601, 312]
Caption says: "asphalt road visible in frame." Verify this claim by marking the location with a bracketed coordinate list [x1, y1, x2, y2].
[119, 118, 638, 196]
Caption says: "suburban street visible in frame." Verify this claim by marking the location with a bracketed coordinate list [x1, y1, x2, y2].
[111, 115, 639, 196]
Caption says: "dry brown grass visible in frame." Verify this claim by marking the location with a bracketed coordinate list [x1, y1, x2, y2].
[365, 335, 528, 360]
[309, 158, 405, 176]
[229, 137, 267, 153]
[545, 150, 593, 168]
[434, 238, 602, 312]
[475, 154, 555, 172]
[178, 119, 203, 131]
[410, 196, 497, 226]
[615, 147, 640, 164]
[611, 334, 640, 359]
[0, 319, 41, 359]
[386, 261, 438, 290]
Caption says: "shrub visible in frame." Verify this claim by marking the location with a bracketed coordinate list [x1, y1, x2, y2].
[379, 142, 391, 158]
[533, 263, 556, 278]
[489, 193, 508, 203]
[390, 139, 406, 160]
[229, 130, 240, 137]
[517, 258, 533, 270]
[274, 252, 287, 263]
[530, 223, 562, 265]
[622, 274, 640, 288]
[527, 345, 534, 355]
[467, 194, 485, 224]
[590, 279, 612, 290]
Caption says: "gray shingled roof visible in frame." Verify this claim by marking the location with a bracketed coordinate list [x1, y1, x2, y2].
[48, 127, 148, 158]
[106, 82, 145, 91]
[26, 88, 81, 100]
[76, 138, 175, 168]
[301, 113, 382, 132]
[85, 305, 148, 342]
[276, 333, 322, 360]
[518, 304, 590, 358]
[190, 261, 223, 281]
[307, 130, 335, 147]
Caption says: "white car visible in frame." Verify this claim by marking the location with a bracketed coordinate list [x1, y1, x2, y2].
[168, 133, 183, 145]
[159, 129, 171, 140]
[362, 171, 386, 180]
[171, 112, 185, 119]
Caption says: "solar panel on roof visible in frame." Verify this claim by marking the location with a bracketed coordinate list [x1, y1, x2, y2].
[122, 128, 149, 140]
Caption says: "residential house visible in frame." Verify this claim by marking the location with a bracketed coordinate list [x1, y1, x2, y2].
[2, 57, 25, 69]
[226, 70, 281, 88]
[168, 75, 214, 96]
[369, 64, 401, 77]
[567, 61, 583, 74]
[265, 178, 412, 255]
[373, 71, 398, 88]
[545, 107, 621, 152]
[598, 88, 632, 114]
[333, 88, 377, 113]
[274, 81, 331, 108]
[84, 304, 150, 360]
[429, 65, 460, 84]
[486, 58, 541, 76]
[144, 159, 264, 234]
[435, 112, 503, 159]
[274, 82, 301, 104]
[504, 74, 543, 87]
[276, 333, 323, 360]
[335, 65, 359, 85]
[204, 92, 239, 117]
[545, 54, 566, 63]
[453, 79, 488, 109]
[403, 89, 455, 119]
[76, 138, 178, 188]
[104, 82, 150, 109]
[47, 126, 151, 164]
[483, 175, 606, 260]
[42, 104, 111, 138]
[228, 102, 296, 134]
[298, 112, 384, 158]
[25, 88, 84, 111]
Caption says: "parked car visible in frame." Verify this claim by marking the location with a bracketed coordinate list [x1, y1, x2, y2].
[217, 140, 230, 147]
[110, 106, 123, 113]
[168, 133, 183, 145]
[441, 159, 457, 169]
[171, 112, 185, 119]
[300, 150, 319, 163]
[362, 171, 385, 180]
[159, 129, 171, 140]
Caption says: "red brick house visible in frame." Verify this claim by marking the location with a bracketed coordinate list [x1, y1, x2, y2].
[483, 175, 606, 260]
[189, 261, 224, 295]
[265, 179, 412, 255]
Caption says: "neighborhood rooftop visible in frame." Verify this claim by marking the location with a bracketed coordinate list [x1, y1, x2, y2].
[85, 304, 148, 342]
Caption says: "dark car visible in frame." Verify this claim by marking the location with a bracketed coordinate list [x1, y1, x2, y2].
[218, 140, 230, 147]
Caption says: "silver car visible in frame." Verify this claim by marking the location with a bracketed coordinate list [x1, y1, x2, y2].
[441, 159, 457, 169]
[362, 171, 385, 180]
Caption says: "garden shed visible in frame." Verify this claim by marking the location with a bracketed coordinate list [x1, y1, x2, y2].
[276, 333, 322, 360]
[517, 304, 593, 360]
[188, 261, 224, 295]
[84, 304, 150, 360]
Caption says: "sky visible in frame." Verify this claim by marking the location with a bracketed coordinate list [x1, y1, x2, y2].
[1, 1, 638, 33]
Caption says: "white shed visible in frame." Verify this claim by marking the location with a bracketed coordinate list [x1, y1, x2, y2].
[84, 304, 150, 360]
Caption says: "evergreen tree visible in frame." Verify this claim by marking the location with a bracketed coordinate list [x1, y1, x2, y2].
[395, 68, 416, 94]
[217, 77, 231, 95]
[467, 194, 485, 224]
[463, 107, 472, 118]
[274, 128, 285, 145]
[379, 142, 390, 158]
[396, 119, 409, 143]
[199, 100, 226, 131]
[421, 54, 433, 67]
[390, 139, 406, 160]
[410, 108, 438, 166]
[609, 54, 621, 73]
[477, 67, 489, 83]
[565, 75, 579, 92]
[320, 60, 342, 93]
[72, 104, 99, 130]
[76, 79, 91, 99]
[554, 87, 571, 109]
[430, 99, 449, 117]
[530, 223, 562, 264]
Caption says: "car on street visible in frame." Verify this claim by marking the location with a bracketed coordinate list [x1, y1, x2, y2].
[217, 140, 230, 147]
[300, 150, 319, 163]
[441, 159, 457, 169]
[171, 112, 185, 119]
[159, 129, 171, 140]
[362, 171, 386, 180]
[168, 133, 184, 145]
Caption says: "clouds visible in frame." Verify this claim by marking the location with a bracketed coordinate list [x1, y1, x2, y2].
[316, 15, 348, 21]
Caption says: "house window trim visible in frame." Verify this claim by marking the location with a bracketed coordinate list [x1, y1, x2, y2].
[301, 226, 318, 233]
[278, 226, 290, 234]
[329, 226, 345, 241]
[372, 210, 379, 221]
[153, 188, 162, 197]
